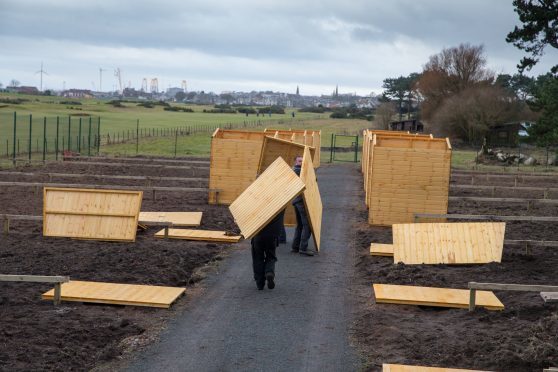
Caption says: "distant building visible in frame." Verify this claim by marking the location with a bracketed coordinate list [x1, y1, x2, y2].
[7, 86, 39, 95]
[390, 119, 424, 132]
[486, 122, 530, 147]
[62, 89, 93, 98]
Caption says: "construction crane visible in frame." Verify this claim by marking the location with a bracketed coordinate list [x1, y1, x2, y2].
[181, 80, 187, 92]
[141, 78, 148, 92]
[114, 68, 123, 94]
[99, 68, 108, 92]
[150, 78, 158, 93]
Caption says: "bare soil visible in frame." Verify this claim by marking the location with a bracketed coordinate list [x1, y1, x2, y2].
[0, 158, 236, 371]
[352, 170, 558, 371]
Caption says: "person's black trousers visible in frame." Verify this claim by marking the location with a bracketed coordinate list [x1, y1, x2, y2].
[251, 235, 278, 284]
[292, 202, 311, 252]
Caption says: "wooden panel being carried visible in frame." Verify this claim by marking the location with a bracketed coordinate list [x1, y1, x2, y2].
[373, 284, 504, 310]
[392, 222, 506, 264]
[366, 133, 451, 225]
[383, 364, 491, 372]
[300, 146, 322, 251]
[230, 157, 305, 239]
[154, 228, 241, 242]
[370, 243, 394, 256]
[258, 136, 315, 226]
[258, 136, 315, 174]
[139, 212, 202, 227]
[42, 280, 185, 308]
[264, 128, 321, 168]
[43, 187, 142, 242]
[209, 129, 266, 205]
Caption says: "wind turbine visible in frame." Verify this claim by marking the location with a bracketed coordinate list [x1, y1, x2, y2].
[35, 62, 48, 91]
[99, 67, 108, 92]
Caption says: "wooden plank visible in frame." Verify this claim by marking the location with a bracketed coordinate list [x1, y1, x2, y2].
[229, 157, 305, 239]
[0, 171, 207, 183]
[370, 243, 394, 256]
[0, 181, 207, 193]
[154, 228, 241, 242]
[42, 280, 185, 308]
[373, 284, 504, 310]
[414, 213, 558, 223]
[0, 275, 69, 283]
[449, 196, 558, 205]
[469, 282, 558, 292]
[58, 161, 203, 170]
[392, 223, 505, 264]
[300, 146, 322, 251]
[43, 187, 142, 242]
[541, 292, 558, 303]
[139, 212, 202, 227]
[383, 364, 491, 372]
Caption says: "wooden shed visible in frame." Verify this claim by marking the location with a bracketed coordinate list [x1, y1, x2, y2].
[363, 132, 451, 225]
[209, 129, 266, 204]
[258, 136, 316, 226]
[209, 128, 321, 205]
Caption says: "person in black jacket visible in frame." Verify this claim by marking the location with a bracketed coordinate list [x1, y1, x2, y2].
[291, 156, 313, 256]
[251, 209, 285, 290]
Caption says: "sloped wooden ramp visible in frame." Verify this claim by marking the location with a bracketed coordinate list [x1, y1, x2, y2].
[370, 243, 394, 256]
[139, 211, 202, 226]
[230, 157, 305, 239]
[154, 228, 241, 243]
[42, 280, 185, 308]
[373, 284, 504, 310]
[383, 364, 491, 372]
[43, 187, 142, 242]
[300, 146, 322, 251]
[392, 222, 506, 264]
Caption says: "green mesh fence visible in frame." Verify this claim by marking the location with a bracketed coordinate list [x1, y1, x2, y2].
[0, 113, 100, 161]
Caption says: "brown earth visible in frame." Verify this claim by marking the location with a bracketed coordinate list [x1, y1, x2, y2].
[0, 158, 237, 371]
[352, 171, 558, 371]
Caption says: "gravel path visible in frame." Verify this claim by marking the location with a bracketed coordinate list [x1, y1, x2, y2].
[125, 163, 361, 371]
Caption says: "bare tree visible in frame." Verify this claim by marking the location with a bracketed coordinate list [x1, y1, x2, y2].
[430, 85, 528, 143]
[374, 102, 397, 130]
[418, 44, 494, 119]
[9, 79, 20, 88]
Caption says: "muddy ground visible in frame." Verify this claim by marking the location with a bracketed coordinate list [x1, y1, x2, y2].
[352, 172, 558, 371]
[0, 158, 236, 371]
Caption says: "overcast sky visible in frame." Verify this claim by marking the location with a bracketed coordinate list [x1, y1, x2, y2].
[0, 0, 556, 95]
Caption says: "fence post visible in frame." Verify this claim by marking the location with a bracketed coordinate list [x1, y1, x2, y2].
[174, 129, 178, 158]
[97, 117, 101, 155]
[136, 119, 139, 155]
[12, 112, 16, 166]
[329, 133, 334, 163]
[43, 116, 47, 162]
[28, 114, 32, 163]
[67, 116, 71, 151]
[88, 116, 92, 156]
[55, 116, 59, 160]
[78, 117, 82, 153]
[354, 135, 358, 163]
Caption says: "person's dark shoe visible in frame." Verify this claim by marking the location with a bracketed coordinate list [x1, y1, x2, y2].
[256, 280, 265, 290]
[265, 272, 275, 289]
[290, 248, 299, 253]
[299, 249, 314, 256]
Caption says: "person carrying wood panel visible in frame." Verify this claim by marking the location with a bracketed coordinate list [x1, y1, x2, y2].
[251, 210, 285, 290]
[291, 156, 314, 256]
